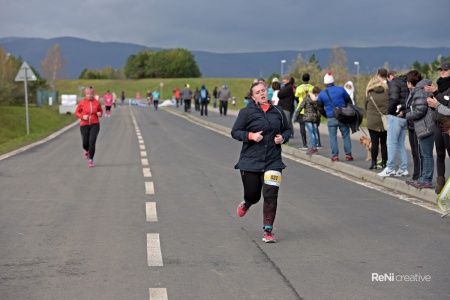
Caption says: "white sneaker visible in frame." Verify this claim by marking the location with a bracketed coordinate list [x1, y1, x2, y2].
[378, 167, 396, 177]
[394, 169, 409, 177]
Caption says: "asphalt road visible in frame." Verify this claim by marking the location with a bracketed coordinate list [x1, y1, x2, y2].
[0, 104, 449, 300]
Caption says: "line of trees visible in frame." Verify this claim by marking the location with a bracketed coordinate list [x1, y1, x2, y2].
[124, 48, 201, 79]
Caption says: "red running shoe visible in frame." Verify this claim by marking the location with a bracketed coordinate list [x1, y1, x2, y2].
[262, 231, 276, 243]
[345, 154, 354, 161]
[84, 151, 89, 159]
[88, 159, 94, 168]
[331, 156, 339, 162]
[237, 201, 249, 217]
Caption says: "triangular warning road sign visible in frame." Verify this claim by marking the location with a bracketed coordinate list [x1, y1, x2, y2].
[15, 61, 37, 82]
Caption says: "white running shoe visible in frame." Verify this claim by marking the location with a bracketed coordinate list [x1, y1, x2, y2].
[394, 169, 409, 177]
[378, 167, 396, 177]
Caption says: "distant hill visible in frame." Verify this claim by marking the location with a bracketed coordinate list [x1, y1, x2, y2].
[1, 37, 448, 79]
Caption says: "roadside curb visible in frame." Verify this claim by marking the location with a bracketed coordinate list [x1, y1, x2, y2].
[164, 107, 437, 205]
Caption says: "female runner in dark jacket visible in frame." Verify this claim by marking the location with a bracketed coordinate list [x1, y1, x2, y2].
[231, 82, 291, 243]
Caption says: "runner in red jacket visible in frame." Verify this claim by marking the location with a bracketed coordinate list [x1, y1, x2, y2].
[75, 86, 103, 167]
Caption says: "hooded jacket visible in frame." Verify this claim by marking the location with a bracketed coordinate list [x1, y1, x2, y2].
[277, 83, 295, 113]
[75, 98, 103, 126]
[231, 101, 291, 172]
[405, 79, 434, 138]
[295, 93, 319, 123]
[365, 83, 388, 132]
[388, 75, 409, 115]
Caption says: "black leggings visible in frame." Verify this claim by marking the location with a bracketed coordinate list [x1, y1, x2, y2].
[298, 115, 307, 145]
[80, 124, 100, 160]
[408, 129, 421, 180]
[434, 126, 450, 177]
[368, 129, 387, 161]
[240, 170, 281, 228]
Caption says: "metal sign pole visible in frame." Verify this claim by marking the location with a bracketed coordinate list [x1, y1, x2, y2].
[24, 67, 30, 135]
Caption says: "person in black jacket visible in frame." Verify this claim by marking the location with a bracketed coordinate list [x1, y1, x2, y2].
[424, 61, 450, 193]
[378, 74, 411, 177]
[277, 74, 295, 139]
[231, 82, 291, 243]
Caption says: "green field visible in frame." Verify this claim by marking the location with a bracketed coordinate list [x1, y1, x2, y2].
[55, 78, 255, 109]
[0, 105, 77, 155]
[0, 78, 255, 155]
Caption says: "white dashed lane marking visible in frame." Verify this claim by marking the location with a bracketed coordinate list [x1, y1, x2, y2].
[145, 182, 155, 194]
[147, 233, 163, 266]
[142, 158, 149, 166]
[143, 168, 152, 177]
[146, 202, 158, 222]
[149, 288, 168, 300]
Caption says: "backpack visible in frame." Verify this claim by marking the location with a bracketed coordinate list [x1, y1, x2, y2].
[200, 89, 208, 103]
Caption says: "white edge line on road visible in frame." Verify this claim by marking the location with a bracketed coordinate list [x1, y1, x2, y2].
[147, 233, 163, 266]
[146, 202, 158, 222]
[145, 182, 155, 194]
[149, 288, 168, 300]
[143, 168, 152, 177]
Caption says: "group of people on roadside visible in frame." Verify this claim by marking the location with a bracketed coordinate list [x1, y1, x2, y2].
[173, 83, 232, 117]
[361, 64, 450, 193]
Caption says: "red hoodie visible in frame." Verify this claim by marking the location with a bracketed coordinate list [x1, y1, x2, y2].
[75, 98, 103, 126]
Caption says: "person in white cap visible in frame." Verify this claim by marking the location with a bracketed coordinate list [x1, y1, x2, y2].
[317, 72, 353, 162]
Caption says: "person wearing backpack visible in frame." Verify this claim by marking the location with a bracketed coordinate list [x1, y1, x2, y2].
[199, 84, 210, 116]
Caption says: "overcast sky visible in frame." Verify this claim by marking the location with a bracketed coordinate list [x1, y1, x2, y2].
[1, 0, 449, 53]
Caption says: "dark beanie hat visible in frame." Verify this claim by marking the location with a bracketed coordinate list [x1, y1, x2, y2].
[302, 73, 310, 82]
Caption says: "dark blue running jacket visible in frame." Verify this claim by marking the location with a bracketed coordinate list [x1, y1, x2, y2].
[231, 102, 291, 172]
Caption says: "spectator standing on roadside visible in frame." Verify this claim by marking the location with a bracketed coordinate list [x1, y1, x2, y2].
[199, 84, 209, 116]
[378, 73, 410, 177]
[271, 81, 281, 105]
[121, 91, 125, 106]
[424, 61, 450, 193]
[218, 83, 231, 116]
[194, 87, 201, 111]
[112, 92, 117, 108]
[231, 81, 291, 243]
[181, 84, 193, 113]
[152, 89, 160, 110]
[344, 81, 356, 105]
[404, 70, 434, 189]
[295, 86, 321, 155]
[173, 87, 181, 108]
[277, 74, 295, 140]
[212, 86, 218, 108]
[75, 86, 103, 168]
[317, 72, 354, 162]
[364, 76, 388, 170]
[295, 73, 315, 149]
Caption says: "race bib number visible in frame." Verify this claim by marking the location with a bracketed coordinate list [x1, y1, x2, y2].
[264, 170, 282, 187]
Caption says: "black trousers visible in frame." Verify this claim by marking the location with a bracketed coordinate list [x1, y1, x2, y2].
[80, 124, 100, 160]
[408, 129, 422, 180]
[184, 99, 191, 112]
[368, 129, 387, 161]
[240, 170, 281, 229]
[298, 114, 307, 145]
[200, 103, 208, 116]
[219, 100, 228, 116]
[434, 126, 450, 177]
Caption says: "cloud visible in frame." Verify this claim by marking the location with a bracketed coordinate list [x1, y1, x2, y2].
[0, 0, 449, 53]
